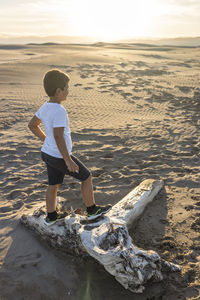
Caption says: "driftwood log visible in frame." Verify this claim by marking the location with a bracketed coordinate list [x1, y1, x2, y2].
[21, 179, 180, 293]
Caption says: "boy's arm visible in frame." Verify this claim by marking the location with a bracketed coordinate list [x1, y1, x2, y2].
[54, 127, 79, 173]
[28, 116, 46, 142]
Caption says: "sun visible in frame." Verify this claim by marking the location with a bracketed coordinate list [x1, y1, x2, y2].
[62, 0, 163, 40]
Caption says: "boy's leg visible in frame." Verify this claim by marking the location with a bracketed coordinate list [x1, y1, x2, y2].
[81, 175, 95, 207]
[41, 152, 111, 220]
[46, 184, 60, 213]
[82, 175, 112, 220]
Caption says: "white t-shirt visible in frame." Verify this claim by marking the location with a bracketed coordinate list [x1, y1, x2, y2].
[35, 102, 72, 158]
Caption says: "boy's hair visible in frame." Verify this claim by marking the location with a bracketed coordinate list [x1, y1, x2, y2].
[43, 69, 70, 97]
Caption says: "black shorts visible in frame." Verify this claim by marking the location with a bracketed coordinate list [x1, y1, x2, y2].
[41, 152, 91, 185]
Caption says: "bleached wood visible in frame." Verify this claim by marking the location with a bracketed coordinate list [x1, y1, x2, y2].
[106, 179, 165, 228]
[21, 179, 180, 293]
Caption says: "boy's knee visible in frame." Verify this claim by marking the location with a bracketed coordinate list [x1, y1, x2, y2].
[83, 174, 92, 182]
[48, 184, 60, 189]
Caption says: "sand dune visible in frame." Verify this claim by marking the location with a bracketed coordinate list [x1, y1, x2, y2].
[0, 43, 199, 300]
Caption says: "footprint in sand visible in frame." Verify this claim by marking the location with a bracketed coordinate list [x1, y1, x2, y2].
[84, 87, 93, 90]
[12, 201, 24, 210]
[184, 205, 195, 211]
[80, 74, 88, 79]
[8, 190, 24, 201]
[160, 239, 177, 251]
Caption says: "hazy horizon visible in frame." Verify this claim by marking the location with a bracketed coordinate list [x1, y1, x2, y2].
[1, 0, 200, 42]
[1, 34, 200, 46]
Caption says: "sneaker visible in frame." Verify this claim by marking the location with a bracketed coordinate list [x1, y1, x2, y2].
[44, 214, 66, 226]
[87, 205, 112, 221]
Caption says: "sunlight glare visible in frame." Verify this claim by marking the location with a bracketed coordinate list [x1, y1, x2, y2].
[62, 0, 165, 39]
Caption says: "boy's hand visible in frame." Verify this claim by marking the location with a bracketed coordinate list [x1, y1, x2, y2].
[65, 158, 79, 173]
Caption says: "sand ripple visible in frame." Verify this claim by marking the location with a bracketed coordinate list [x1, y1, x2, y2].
[0, 43, 199, 299]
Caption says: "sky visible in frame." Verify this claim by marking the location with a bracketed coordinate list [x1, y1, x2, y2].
[0, 0, 200, 41]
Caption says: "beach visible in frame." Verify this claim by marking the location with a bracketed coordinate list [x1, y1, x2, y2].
[0, 43, 199, 300]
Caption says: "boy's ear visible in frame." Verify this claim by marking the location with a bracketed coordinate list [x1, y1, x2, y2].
[55, 87, 60, 95]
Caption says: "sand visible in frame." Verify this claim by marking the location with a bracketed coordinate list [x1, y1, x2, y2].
[0, 43, 199, 300]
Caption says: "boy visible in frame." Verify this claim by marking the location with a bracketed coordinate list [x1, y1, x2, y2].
[28, 69, 111, 225]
